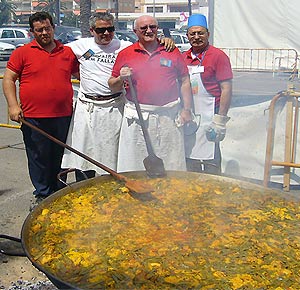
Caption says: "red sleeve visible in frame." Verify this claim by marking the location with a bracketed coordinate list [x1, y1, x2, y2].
[71, 55, 79, 75]
[64, 46, 79, 75]
[215, 51, 233, 82]
[111, 51, 125, 78]
[7, 47, 23, 75]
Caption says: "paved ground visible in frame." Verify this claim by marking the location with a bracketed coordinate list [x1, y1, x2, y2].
[0, 66, 300, 289]
[0, 129, 53, 289]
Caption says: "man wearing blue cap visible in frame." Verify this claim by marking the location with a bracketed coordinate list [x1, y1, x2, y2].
[182, 13, 233, 174]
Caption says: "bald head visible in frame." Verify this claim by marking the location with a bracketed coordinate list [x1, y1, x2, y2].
[134, 15, 158, 30]
[132, 15, 159, 50]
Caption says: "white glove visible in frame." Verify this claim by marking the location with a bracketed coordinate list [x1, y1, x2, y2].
[205, 114, 230, 142]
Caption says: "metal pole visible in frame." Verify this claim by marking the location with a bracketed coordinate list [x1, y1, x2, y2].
[208, 0, 214, 44]
[188, 0, 192, 16]
[153, 0, 155, 17]
[115, 0, 119, 30]
[56, 0, 61, 26]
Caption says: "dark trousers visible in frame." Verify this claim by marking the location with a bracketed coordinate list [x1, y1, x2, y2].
[186, 143, 222, 175]
[21, 117, 71, 197]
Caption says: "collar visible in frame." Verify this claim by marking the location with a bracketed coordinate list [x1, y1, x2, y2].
[30, 39, 63, 52]
[133, 39, 164, 53]
[186, 44, 210, 59]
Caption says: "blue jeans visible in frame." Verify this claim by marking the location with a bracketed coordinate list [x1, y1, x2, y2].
[21, 117, 71, 197]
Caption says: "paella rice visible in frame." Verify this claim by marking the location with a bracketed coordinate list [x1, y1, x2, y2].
[27, 175, 300, 289]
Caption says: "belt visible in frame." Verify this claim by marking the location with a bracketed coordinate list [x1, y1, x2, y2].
[83, 92, 122, 101]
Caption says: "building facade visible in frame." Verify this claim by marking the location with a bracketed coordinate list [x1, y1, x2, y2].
[10, 0, 208, 29]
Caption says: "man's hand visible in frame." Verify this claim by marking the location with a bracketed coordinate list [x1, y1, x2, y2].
[205, 114, 230, 142]
[108, 67, 133, 92]
[160, 37, 176, 52]
[120, 66, 133, 80]
[179, 108, 192, 124]
[8, 104, 23, 123]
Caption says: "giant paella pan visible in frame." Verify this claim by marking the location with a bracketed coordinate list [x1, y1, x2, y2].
[18, 171, 300, 289]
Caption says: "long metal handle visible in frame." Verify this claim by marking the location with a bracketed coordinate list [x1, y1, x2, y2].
[0, 234, 26, 256]
[127, 76, 156, 156]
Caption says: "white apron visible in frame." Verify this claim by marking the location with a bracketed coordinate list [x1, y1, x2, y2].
[185, 64, 215, 160]
[61, 91, 124, 174]
[117, 100, 186, 172]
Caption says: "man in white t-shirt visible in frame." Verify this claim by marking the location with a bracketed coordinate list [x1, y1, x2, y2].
[61, 12, 175, 180]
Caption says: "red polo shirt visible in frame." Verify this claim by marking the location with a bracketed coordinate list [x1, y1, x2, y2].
[182, 45, 233, 108]
[7, 39, 79, 118]
[111, 41, 189, 106]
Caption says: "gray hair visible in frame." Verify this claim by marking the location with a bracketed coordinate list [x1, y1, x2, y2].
[89, 12, 114, 29]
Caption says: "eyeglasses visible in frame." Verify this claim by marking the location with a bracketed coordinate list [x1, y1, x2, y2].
[34, 26, 53, 33]
[93, 26, 115, 34]
[138, 25, 158, 32]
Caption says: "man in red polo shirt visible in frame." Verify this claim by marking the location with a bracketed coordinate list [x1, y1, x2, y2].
[108, 15, 193, 172]
[182, 14, 233, 174]
[3, 12, 79, 205]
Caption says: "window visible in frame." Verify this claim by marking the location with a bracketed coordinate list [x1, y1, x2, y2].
[170, 5, 189, 12]
[182, 35, 189, 43]
[147, 6, 163, 13]
[172, 35, 182, 44]
[15, 30, 25, 38]
[1, 30, 15, 38]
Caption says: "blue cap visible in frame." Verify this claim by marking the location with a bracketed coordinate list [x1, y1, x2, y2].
[187, 14, 207, 29]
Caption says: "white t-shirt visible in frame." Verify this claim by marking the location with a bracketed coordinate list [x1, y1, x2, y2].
[67, 38, 131, 96]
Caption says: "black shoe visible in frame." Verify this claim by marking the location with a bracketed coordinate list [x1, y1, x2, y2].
[29, 195, 47, 212]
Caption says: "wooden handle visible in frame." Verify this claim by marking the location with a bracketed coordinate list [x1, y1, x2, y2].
[20, 118, 126, 182]
[127, 76, 155, 156]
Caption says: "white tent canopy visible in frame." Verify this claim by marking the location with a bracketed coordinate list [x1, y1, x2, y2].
[210, 0, 300, 53]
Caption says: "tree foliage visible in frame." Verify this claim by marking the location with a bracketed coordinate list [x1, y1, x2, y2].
[61, 12, 77, 27]
[36, 0, 66, 25]
[80, 0, 91, 37]
[0, 0, 16, 26]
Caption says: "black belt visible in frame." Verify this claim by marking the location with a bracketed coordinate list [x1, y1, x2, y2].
[83, 92, 122, 101]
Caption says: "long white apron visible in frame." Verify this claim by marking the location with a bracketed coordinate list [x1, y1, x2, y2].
[117, 100, 186, 173]
[185, 64, 215, 160]
[61, 91, 124, 174]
